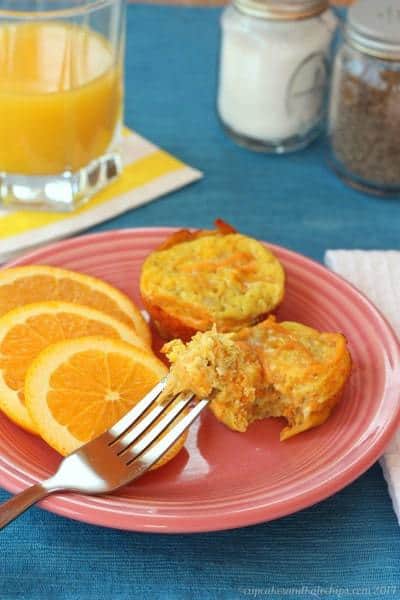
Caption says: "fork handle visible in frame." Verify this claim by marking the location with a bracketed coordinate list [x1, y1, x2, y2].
[0, 484, 52, 530]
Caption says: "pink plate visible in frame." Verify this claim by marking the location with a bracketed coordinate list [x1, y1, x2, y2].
[1, 228, 400, 533]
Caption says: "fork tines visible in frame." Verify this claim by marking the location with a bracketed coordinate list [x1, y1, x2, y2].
[108, 377, 208, 470]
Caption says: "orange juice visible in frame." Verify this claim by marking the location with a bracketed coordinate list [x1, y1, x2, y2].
[0, 23, 122, 175]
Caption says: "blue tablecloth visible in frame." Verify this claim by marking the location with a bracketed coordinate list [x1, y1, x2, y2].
[2, 5, 400, 599]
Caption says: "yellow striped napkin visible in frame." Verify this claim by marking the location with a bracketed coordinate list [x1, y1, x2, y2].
[0, 130, 202, 263]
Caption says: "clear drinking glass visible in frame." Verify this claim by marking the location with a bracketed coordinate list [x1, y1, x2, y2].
[0, 0, 125, 211]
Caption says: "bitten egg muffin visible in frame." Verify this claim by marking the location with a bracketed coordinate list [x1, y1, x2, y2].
[140, 222, 285, 341]
[162, 316, 351, 440]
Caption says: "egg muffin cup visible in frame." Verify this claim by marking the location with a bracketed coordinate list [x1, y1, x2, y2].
[140, 221, 285, 341]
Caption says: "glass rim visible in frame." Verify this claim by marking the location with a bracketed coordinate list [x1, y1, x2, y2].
[0, 0, 119, 19]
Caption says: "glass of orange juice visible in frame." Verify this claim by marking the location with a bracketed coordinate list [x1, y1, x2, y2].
[0, 0, 125, 211]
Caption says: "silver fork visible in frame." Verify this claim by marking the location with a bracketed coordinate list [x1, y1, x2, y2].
[0, 378, 208, 530]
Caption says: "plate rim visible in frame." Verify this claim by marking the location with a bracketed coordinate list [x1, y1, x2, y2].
[1, 227, 400, 533]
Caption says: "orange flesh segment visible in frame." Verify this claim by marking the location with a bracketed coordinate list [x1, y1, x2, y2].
[47, 349, 160, 442]
[0, 312, 131, 405]
[0, 275, 130, 326]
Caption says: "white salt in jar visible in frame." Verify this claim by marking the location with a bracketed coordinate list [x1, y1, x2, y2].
[217, 0, 337, 152]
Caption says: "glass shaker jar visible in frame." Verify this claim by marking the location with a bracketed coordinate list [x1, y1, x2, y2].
[328, 0, 400, 196]
[217, 0, 337, 153]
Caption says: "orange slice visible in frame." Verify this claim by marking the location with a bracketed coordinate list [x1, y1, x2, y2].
[25, 336, 185, 469]
[0, 265, 150, 346]
[0, 301, 148, 433]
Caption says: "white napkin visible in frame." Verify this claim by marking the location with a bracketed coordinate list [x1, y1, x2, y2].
[325, 250, 400, 523]
[0, 130, 202, 264]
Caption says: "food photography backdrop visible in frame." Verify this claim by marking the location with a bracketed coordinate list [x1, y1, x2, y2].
[1, 0, 400, 599]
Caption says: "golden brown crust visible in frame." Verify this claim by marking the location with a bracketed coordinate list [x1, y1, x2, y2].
[279, 390, 343, 441]
[239, 318, 352, 439]
[155, 219, 237, 252]
[142, 296, 199, 341]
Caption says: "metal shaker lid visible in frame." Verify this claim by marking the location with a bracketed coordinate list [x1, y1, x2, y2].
[233, 0, 329, 21]
[346, 0, 400, 60]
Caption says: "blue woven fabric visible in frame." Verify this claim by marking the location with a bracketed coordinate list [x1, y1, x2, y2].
[2, 6, 400, 599]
